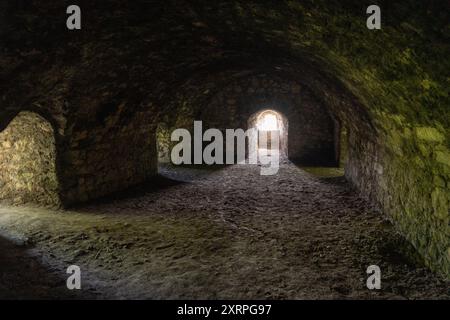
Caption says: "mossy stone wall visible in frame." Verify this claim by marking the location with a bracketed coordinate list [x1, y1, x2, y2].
[346, 126, 450, 277]
[0, 111, 60, 207]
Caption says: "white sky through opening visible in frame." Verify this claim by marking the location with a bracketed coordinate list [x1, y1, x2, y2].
[257, 112, 278, 131]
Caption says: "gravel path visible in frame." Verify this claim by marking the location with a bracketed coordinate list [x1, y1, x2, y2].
[0, 163, 448, 299]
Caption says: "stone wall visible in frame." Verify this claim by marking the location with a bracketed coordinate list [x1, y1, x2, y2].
[1, 0, 448, 277]
[346, 125, 450, 277]
[59, 108, 158, 205]
[0, 111, 60, 207]
[199, 75, 339, 166]
[0, 106, 159, 207]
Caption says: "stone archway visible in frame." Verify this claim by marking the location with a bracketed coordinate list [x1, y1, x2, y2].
[0, 111, 60, 206]
[156, 122, 171, 165]
[248, 109, 288, 159]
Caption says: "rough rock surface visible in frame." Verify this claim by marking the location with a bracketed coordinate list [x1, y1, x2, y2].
[0, 164, 448, 299]
[1, 1, 449, 276]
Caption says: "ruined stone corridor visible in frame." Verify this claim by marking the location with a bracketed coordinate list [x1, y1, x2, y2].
[1, 1, 449, 302]
[0, 163, 448, 299]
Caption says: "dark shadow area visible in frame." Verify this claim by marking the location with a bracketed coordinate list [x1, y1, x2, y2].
[70, 163, 230, 210]
[375, 226, 427, 268]
[158, 163, 231, 183]
[290, 153, 339, 167]
[0, 235, 96, 299]
[70, 173, 188, 208]
[296, 165, 345, 178]
[315, 176, 348, 187]
[163, 163, 231, 171]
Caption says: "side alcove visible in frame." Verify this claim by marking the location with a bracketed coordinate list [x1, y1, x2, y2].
[0, 111, 60, 206]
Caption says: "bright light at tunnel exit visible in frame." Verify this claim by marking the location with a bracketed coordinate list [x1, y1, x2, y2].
[257, 112, 278, 131]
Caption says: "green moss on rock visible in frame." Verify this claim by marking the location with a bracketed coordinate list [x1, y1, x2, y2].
[415, 127, 445, 143]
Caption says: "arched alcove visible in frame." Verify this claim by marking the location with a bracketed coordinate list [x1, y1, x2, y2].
[156, 123, 171, 165]
[0, 111, 60, 206]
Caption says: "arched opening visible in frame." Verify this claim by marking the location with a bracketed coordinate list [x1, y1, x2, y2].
[248, 109, 288, 159]
[0, 111, 60, 206]
[156, 122, 171, 166]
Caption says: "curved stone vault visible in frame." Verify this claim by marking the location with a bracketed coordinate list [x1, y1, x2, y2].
[0, 1, 449, 279]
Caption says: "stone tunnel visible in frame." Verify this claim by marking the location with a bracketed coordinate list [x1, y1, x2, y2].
[0, 1, 449, 299]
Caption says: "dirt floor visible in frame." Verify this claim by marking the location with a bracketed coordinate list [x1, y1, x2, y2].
[0, 163, 448, 299]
